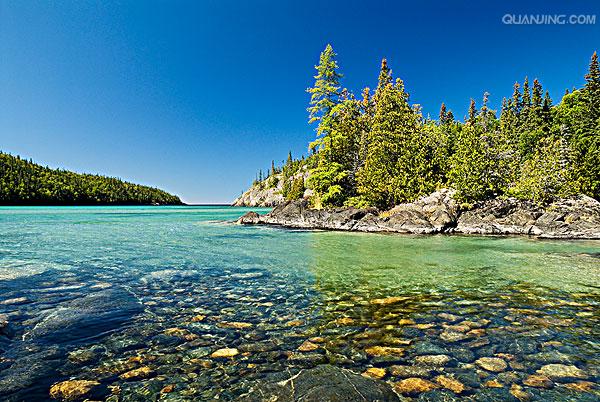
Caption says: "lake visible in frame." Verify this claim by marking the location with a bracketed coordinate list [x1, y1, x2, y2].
[0, 206, 598, 401]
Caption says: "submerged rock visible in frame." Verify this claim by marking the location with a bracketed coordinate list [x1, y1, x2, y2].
[475, 357, 507, 372]
[394, 377, 438, 395]
[536, 364, 588, 380]
[210, 348, 239, 358]
[362, 367, 386, 379]
[434, 375, 466, 394]
[25, 288, 143, 344]
[49, 380, 101, 401]
[239, 365, 399, 401]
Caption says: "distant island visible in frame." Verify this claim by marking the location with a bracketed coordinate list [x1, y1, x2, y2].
[235, 46, 600, 238]
[0, 152, 182, 205]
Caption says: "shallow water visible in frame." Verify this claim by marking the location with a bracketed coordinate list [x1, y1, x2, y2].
[0, 206, 599, 401]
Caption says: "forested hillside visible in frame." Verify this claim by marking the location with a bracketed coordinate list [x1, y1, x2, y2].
[0, 152, 182, 205]
[252, 47, 600, 209]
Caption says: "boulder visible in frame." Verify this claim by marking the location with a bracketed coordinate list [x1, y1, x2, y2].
[239, 365, 399, 401]
[49, 380, 101, 401]
[236, 211, 261, 224]
[455, 198, 542, 235]
[24, 288, 143, 344]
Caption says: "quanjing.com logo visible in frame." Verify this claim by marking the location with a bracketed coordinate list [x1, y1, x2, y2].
[502, 14, 596, 25]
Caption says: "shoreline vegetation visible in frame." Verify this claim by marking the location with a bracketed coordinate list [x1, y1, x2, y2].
[235, 46, 600, 238]
[0, 152, 182, 206]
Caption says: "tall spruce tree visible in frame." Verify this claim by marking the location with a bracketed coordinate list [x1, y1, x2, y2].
[307, 44, 342, 126]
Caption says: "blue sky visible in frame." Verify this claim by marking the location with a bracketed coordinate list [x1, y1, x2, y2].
[1, 1, 598, 203]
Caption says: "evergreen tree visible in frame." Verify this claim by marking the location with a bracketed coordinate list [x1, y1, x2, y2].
[357, 66, 423, 208]
[467, 99, 476, 124]
[584, 51, 600, 123]
[439, 103, 447, 123]
[307, 44, 342, 126]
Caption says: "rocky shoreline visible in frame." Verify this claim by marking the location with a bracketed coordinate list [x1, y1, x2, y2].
[236, 190, 600, 239]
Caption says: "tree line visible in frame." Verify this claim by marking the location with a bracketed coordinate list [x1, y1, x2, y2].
[288, 45, 600, 209]
[0, 152, 182, 205]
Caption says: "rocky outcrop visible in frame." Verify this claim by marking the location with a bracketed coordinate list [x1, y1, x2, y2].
[237, 190, 600, 239]
[232, 167, 310, 207]
[455, 195, 600, 238]
[238, 365, 400, 401]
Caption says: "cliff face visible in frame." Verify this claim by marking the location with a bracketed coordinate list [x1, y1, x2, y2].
[232, 166, 311, 207]
[237, 189, 600, 239]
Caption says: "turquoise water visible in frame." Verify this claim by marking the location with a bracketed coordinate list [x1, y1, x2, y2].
[0, 206, 599, 401]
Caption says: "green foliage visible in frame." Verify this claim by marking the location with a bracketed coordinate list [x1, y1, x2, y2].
[307, 162, 348, 207]
[357, 74, 427, 209]
[251, 49, 600, 208]
[0, 152, 182, 205]
[286, 177, 305, 201]
[307, 44, 342, 126]
[509, 137, 579, 204]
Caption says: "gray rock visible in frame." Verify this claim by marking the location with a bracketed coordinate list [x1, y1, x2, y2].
[238, 190, 600, 239]
[24, 288, 143, 344]
[455, 195, 600, 239]
[233, 167, 310, 207]
[239, 364, 400, 401]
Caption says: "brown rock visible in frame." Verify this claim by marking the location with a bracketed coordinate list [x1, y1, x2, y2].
[297, 340, 319, 352]
[564, 381, 596, 393]
[399, 318, 415, 326]
[161, 384, 175, 393]
[362, 367, 386, 379]
[484, 380, 504, 388]
[523, 374, 553, 388]
[438, 313, 461, 322]
[210, 348, 239, 358]
[218, 321, 253, 329]
[333, 317, 355, 326]
[394, 378, 438, 395]
[191, 314, 206, 322]
[510, 384, 531, 401]
[365, 346, 405, 357]
[163, 328, 197, 340]
[536, 364, 588, 379]
[285, 320, 303, 327]
[440, 330, 469, 342]
[435, 375, 466, 394]
[390, 365, 432, 378]
[414, 354, 451, 367]
[371, 296, 410, 305]
[49, 380, 100, 401]
[476, 357, 508, 372]
[413, 323, 435, 330]
[119, 366, 154, 380]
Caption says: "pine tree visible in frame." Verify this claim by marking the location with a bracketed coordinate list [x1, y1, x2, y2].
[511, 82, 522, 114]
[439, 103, 447, 123]
[307, 44, 342, 125]
[467, 99, 477, 124]
[376, 58, 393, 94]
[532, 79, 543, 108]
[584, 51, 600, 124]
[522, 77, 531, 110]
[357, 68, 423, 208]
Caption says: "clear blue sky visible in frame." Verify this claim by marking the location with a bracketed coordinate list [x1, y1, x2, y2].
[1, 0, 598, 203]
